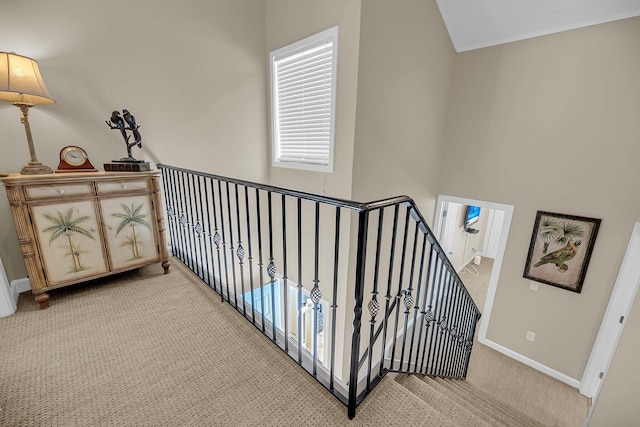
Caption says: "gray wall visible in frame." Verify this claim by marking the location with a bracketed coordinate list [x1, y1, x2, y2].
[0, 0, 268, 282]
[352, 0, 455, 222]
[265, 0, 361, 200]
[439, 16, 640, 382]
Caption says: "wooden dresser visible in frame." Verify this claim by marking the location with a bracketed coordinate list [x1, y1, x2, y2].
[2, 171, 170, 308]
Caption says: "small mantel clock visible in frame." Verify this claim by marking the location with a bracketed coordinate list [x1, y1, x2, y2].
[56, 145, 98, 172]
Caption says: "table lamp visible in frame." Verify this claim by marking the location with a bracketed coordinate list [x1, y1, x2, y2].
[0, 51, 55, 174]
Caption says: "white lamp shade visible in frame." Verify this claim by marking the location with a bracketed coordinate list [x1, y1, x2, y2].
[0, 52, 55, 105]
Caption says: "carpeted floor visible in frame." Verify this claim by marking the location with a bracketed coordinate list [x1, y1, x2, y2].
[458, 256, 494, 312]
[0, 258, 589, 426]
[459, 257, 590, 426]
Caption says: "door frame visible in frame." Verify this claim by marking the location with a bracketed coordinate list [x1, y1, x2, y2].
[434, 195, 514, 341]
[581, 221, 640, 400]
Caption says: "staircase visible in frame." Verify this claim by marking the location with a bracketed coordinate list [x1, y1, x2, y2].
[159, 164, 483, 419]
[393, 374, 544, 426]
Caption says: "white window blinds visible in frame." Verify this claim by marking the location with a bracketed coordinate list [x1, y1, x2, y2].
[270, 27, 338, 172]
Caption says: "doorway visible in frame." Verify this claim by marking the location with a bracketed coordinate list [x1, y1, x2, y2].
[434, 195, 514, 342]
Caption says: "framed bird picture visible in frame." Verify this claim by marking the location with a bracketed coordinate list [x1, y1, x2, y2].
[523, 211, 601, 293]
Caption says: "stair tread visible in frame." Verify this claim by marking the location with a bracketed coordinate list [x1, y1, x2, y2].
[412, 375, 508, 425]
[433, 376, 540, 423]
[420, 375, 544, 427]
[396, 375, 491, 427]
[362, 377, 457, 426]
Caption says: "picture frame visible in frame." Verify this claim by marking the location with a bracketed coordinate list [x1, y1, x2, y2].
[523, 211, 601, 293]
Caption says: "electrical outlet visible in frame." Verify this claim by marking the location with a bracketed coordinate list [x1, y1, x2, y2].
[526, 331, 536, 342]
[529, 281, 539, 291]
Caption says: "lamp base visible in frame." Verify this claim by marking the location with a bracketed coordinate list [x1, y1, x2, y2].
[21, 162, 53, 175]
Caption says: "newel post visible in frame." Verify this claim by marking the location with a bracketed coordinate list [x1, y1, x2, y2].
[347, 210, 369, 419]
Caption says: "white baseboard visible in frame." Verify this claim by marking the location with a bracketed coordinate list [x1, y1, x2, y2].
[457, 251, 484, 273]
[0, 258, 18, 318]
[478, 335, 581, 390]
[12, 277, 31, 294]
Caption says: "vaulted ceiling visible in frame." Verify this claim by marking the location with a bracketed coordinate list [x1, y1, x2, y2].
[436, 0, 640, 52]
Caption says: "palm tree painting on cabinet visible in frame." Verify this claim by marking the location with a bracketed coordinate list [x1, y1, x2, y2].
[42, 207, 94, 272]
[101, 195, 158, 270]
[112, 202, 151, 260]
[31, 201, 108, 285]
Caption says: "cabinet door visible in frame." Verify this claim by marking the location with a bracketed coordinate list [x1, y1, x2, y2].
[30, 200, 108, 285]
[100, 195, 159, 271]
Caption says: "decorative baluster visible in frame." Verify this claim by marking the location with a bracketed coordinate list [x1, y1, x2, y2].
[161, 168, 178, 258]
[296, 198, 303, 364]
[255, 189, 265, 332]
[329, 206, 341, 391]
[267, 191, 277, 341]
[281, 195, 289, 353]
[192, 174, 205, 281]
[178, 172, 193, 269]
[415, 243, 436, 373]
[425, 255, 447, 375]
[379, 204, 399, 377]
[310, 281, 322, 377]
[217, 180, 231, 303]
[366, 295, 379, 389]
[347, 209, 369, 420]
[433, 269, 453, 375]
[236, 244, 246, 311]
[311, 202, 321, 376]
[366, 208, 383, 390]
[234, 183, 246, 316]
[399, 220, 420, 370]
[188, 173, 202, 279]
[390, 207, 411, 369]
[206, 177, 222, 297]
[201, 176, 216, 290]
[186, 172, 198, 272]
[244, 186, 256, 323]
[225, 182, 239, 310]
[407, 234, 428, 371]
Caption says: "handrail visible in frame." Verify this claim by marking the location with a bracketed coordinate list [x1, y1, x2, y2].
[158, 165, 479, 315]
[158, 164, 482, 420]
[158, 164, 365, 210]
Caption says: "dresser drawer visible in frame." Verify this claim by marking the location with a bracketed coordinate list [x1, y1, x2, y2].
[25, 183, 94, 200]
[97, 179, 149, 194]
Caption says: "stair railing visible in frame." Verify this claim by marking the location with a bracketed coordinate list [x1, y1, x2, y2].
[158, 164, 481, 419]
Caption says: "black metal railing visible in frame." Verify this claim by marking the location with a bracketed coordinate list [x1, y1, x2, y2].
[159, 165, 481, 419]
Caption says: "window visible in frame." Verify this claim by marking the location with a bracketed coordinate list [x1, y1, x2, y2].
[270, 26, 338, 172]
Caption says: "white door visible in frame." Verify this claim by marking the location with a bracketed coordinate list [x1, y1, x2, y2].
[483, 209, 504, 259]
[437, 201, 460, 261]
[581, 221, 640, 400]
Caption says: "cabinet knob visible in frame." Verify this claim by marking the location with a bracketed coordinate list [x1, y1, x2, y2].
[58, 189, 65, 194]
[121, 184, 128, 189]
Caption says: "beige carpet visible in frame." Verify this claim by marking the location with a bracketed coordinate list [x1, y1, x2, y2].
[0, 258, 589, 426]
[0, 260, 457, 426]
[458, 256, 494, 312]
[460, 257, 590, 426]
